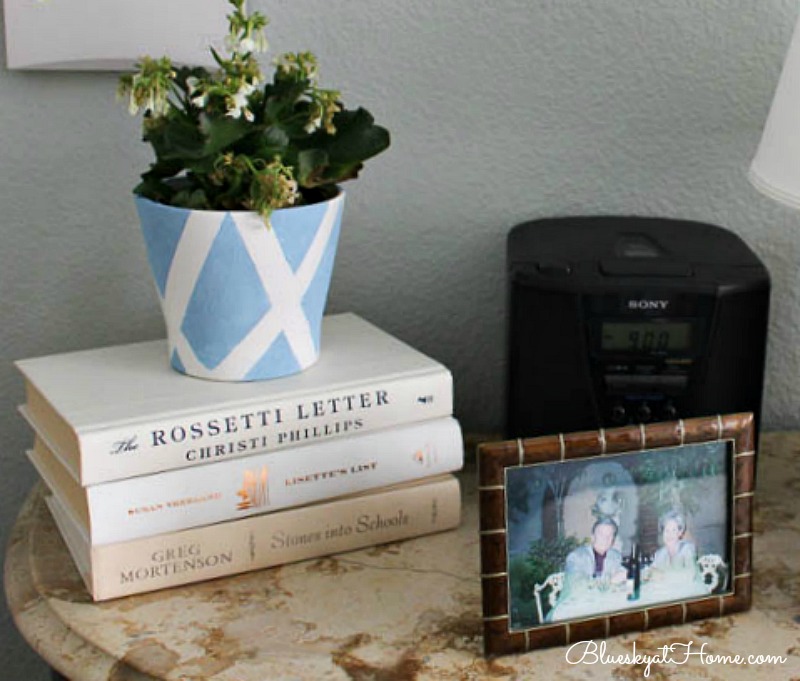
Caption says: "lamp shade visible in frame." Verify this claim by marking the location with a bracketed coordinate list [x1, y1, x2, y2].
[750, 14, 800, 209]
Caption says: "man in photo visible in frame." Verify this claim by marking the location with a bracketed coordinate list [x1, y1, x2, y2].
[563, 518, 627, 595]
[545, 517, 628, 622]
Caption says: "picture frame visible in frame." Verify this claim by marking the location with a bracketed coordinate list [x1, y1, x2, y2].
[478, 413, 754, 657]
[3, 0, 228, 71]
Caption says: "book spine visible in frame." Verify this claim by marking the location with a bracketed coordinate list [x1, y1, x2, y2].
[81, 417, 463, 545]
[78, 369, 453, 485]
[87, 475, 461, 600]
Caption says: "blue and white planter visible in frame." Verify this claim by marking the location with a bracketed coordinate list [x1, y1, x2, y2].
[135, 190, 345, 381]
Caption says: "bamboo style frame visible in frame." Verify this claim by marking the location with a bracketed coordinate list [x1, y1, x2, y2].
[478, 413, 755, 657]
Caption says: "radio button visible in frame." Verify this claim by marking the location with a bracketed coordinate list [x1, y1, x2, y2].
[611, 403, 627, 424]
[637, 402, 652, 422]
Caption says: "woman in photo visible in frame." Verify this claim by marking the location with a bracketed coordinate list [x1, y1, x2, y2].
[649, 509, 698, 581]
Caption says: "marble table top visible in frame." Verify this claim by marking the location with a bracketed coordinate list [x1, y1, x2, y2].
[6, 433, 800, 680]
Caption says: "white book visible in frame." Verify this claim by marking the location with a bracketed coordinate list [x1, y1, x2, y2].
[44, 474, 462, 601]
[16, 313, 452, 485]
[29, 417, 464, 545]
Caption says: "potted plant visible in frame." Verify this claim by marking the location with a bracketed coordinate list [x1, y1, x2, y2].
[118, 0, 389, 381]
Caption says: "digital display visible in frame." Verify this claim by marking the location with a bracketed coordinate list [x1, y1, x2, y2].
[601, 322, 692, 352]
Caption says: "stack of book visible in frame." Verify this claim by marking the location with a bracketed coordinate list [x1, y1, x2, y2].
[16, 314, 463, 600]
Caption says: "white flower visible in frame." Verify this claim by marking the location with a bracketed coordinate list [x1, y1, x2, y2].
[226, 106, 254, 122]
[148, 93, 170, 117]
[186, 76, 208, 107]
[226, 83, 256, 121]
[304, 116, 322, 134]
[224, 33, 267, 55]
[126, 74, 142, 115]
[230, 89, 248, 110]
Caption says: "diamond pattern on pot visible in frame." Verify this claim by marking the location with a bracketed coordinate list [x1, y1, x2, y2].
[136, 198, 190, 297]
[181, 214, 271, 370]
[139, 191, 346, 380]
[171, 349, 186, 374]
[271, 200, 330, 273]
[244, 332, 300, 380]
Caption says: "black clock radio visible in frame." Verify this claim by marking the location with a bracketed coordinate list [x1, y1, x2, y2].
[506, 216, 770, 438]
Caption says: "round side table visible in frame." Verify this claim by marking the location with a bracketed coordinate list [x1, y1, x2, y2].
[6, 437, 800, 680]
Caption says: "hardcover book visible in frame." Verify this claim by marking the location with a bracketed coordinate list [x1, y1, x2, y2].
[16, 313, 452, 485]
[29, 416, 464, 545]
[44, 474, 462, 601]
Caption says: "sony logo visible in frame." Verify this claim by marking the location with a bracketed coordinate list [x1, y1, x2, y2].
[627, 299, 670, 311]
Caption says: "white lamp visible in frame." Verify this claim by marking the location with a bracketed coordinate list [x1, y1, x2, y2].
[750, 14, 800, 208]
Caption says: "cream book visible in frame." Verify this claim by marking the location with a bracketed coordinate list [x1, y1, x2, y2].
[28, 417, 464, 545]
[44, 474, 462, 601]
[16, 313, 452, 485]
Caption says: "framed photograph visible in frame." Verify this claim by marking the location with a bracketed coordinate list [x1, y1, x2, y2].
[4, 0, 228, 71]
[478, 413, 754, 657]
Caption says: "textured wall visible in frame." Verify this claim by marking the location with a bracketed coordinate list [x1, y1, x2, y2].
[2, 1, 799, 676]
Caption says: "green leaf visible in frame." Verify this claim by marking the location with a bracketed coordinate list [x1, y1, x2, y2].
[238, 124, 290, 161]
[292, 107, 390, 187]
[264, 79, 309, 121]
[172, 188, 210, 210]
[134, 174, 178, 203]
[297, 148, 329, 186]
[209, 46, 226, 68]
[324, 108, 391, 164]
[306, 160, 364, 188]
[199, 116, 253, 157]
[150, 116, 206, 160]
[141, 158, 185, 180]
[182, 156, 218, 176]
[262, 125, 290, 150]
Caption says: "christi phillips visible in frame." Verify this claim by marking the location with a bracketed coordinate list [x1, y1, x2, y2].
[182, 419, 365, 462]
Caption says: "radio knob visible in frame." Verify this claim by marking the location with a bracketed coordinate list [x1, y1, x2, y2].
[637, 402, 652, 422]
[663, 402, 678, 420]
[611, 403, 627, 424]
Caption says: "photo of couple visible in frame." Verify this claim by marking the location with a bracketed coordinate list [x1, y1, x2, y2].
[506, 440, 731, 630]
